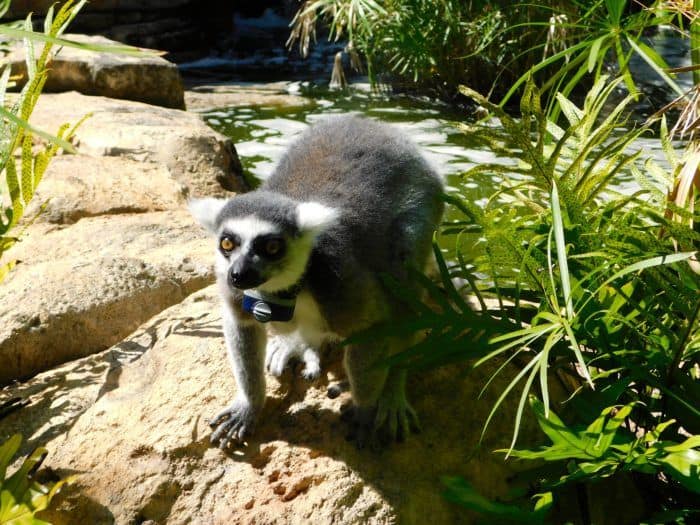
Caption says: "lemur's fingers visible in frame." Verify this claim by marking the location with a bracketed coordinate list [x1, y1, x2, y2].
[301, 348, 321, 380]
[220, 422, 245, 449]
[210, 407, 233, 428]
[210, 419, 231, 443]
[265, 347, 280, 374]
[373, 404, 389, 432]
[407, 404, 421, 433]
[269, 349, 287, 377]
[388, 412, 399, 442]
[370, 395, 421, 444]
[265, 349, 275, 372]
[209, 401, 257, 447]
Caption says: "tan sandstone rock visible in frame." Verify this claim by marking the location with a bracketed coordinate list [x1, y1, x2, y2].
[25, 154, 186, 223]
[8, 34, 185, 109]
[27, 91, 246, 197]
[0, 286, 547, 525]
[0, 210, 214, 384]
[185, 82, 316, 112]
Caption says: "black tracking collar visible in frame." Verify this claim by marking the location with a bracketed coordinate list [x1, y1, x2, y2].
[242, 290, 296, 323]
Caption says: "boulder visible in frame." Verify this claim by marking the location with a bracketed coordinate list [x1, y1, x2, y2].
[185, 82, 316, 112]
[27, 91, 246, 197]
[8, 34, 185, 109]
[0, 210, 214, 384]
[0, 286, 544, 525]
[25, 154, 186, 224]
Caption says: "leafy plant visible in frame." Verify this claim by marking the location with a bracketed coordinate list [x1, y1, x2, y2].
[288, 0, 572, 99]
[0, 434, 73, 525]
[501, 0, 683, 112]
[442, 401, 700, 525]
[365, 75, 700, 520]
[0, 0, 89, 281]
[509, 398, 700, 493]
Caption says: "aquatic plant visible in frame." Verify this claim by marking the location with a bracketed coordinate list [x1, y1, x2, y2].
[288, 0, 569, 99]
[502, 0, 682, 111]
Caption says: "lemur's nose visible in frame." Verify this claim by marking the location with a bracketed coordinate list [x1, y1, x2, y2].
[229, 261, 263, 290]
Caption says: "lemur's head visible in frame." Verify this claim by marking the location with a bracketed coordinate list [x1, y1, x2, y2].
[189, 191, 338, 294]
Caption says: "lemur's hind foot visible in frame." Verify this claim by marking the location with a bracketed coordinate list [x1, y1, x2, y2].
[344, 368, 420, 449]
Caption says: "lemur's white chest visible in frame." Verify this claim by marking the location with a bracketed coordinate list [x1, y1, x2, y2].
[269, 290, 339, 348]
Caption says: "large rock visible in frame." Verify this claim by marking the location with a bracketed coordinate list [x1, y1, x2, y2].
[0, 88, 243, 383]
[0, 286, 546, 525]
[25, 154, 186, 223]
[27, 91, 245, 197]
[8, 34, 185, 109]
[185, 82, 316, 112]
[0, 211, 214, 384]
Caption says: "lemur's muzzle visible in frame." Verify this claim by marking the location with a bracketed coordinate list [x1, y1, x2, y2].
[229, 257, 264, 290]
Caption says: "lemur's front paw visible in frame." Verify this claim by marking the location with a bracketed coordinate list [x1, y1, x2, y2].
[209, 400, 259, 448]
[266, 336, 321, 380]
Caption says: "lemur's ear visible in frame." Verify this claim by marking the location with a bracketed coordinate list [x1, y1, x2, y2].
[188, 198, 227, 234]
[296, 201, 339, 233]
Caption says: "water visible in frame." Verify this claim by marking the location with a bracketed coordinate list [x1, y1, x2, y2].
[201, 83, 517, 212]
[201, 81, 670, 213]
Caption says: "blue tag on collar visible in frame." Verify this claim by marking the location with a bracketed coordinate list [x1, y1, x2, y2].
[242, 290, 296, 323]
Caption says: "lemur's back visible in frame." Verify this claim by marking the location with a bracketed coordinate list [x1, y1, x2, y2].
[263, 116, 443, 276]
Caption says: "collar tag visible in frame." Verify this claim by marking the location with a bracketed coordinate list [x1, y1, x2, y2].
[242, 290, 296, 323]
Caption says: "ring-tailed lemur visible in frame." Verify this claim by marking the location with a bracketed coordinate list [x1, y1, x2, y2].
[190, 115, 443, 448]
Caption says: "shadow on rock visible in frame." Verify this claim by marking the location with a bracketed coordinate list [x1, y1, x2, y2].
[0, 286, 570, 524]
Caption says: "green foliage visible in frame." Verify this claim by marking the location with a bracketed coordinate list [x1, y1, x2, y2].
[507, 398, 700, 495]
[0, 0, 151, 282]
[0, 434, 73, 525]
[443, 476, 552, 525]
[289, 0, 571, 98]
[0, 0, 89, 282]
[502, 0, 682, 112]
[290, 0, 683, 103]
[374, 75, 700, 520]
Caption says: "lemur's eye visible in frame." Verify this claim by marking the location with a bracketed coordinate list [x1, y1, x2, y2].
[252, 235, 285, 259]
[220, 236, 237, 252]
[264, 239, 282, 257]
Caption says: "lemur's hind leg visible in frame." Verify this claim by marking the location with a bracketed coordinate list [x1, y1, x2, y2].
[344, 328, 421, 448]
[266, 334, 321, 380]
[374, 367, 420, 443]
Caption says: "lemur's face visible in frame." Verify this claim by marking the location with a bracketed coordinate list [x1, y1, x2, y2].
[189, 196, 338, 295]
[214, 215, 308, 292]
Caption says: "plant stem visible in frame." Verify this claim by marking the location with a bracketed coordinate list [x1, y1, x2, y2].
[667, 298, 700, 387]
[692, 0, 700, 85]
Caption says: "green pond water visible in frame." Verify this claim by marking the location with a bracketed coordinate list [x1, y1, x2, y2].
[201, 82, 668, 234]
[200, 84, 511, 205]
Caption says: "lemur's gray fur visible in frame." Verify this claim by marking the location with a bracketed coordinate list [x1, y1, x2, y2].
[190, 115, 444, 448]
